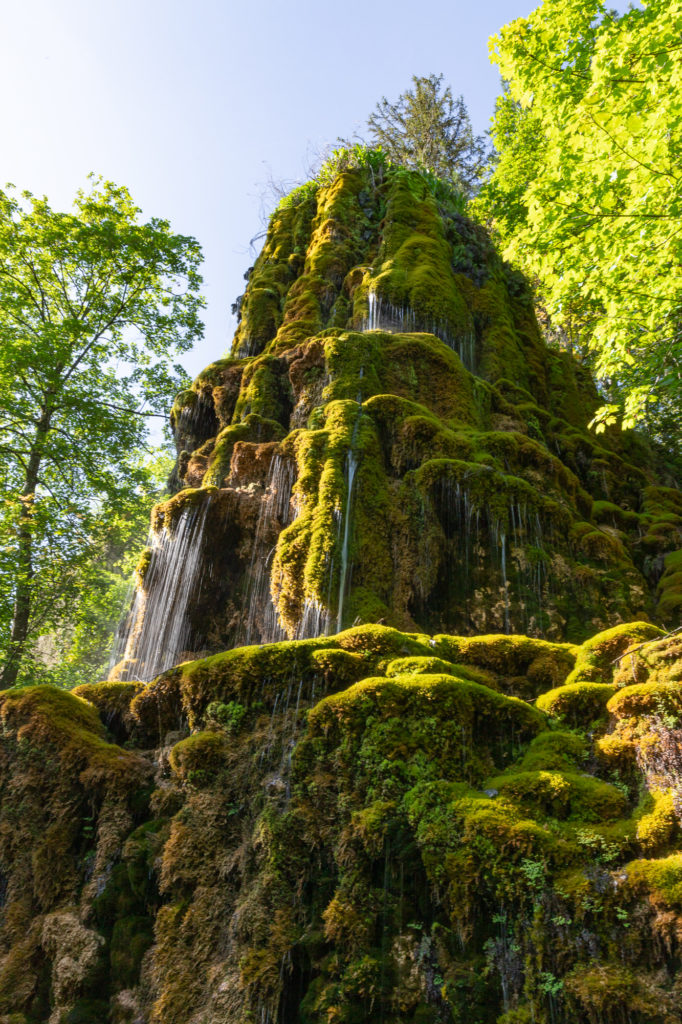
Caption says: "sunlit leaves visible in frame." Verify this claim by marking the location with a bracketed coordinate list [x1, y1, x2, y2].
[0, 177, 204, 683]
[480, 0, 681, 435]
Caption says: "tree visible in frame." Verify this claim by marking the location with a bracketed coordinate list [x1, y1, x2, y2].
[0, 178, 204, 687]
[366, 73, 488, 197]
[480, 0, 682, 434]
[30, 448, 174, 690]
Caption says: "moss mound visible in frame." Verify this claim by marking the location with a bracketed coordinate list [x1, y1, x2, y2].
[0, 624, 681, 1021]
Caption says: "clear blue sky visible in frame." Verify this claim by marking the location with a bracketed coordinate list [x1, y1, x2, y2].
[2, 0, 633, 382]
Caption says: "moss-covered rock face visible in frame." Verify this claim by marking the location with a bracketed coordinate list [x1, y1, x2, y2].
[11, 161, 680, 1021]
[3, 624, 682, 1022]
[119, 160, 680, 677]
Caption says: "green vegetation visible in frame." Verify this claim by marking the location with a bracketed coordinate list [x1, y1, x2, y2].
[0, 179, 203, 688]
[174, 153, 680, 653]
[480, 0, 682, 437]
[0, 5, 681, 1021]
[0, 624, 681, 1021]
[366, 73, 488, 197]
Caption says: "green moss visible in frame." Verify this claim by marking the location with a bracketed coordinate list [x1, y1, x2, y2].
[174, 636, 331, 726]
[571, 521, 627, 563]
[233, 355, 292, 424]
[634, 790, 678, 853]
[335, 623, 432, 657]
[307, 673, 545, 759]
[270, 396, 398, 633]
[170, 387, 198, 426]
[0, 686, 148, 791]
[157, 159, 681, 651]
[366, 173, 472, 340]
[204, 699, 248, 734]
[591, 499, 641, 530]
[129, 669, 184, 742]
[607, 680, 682, 719]
[536, 682, 615, 726]
[63, 1000, 111, 1024]
[169, 730, 231, 786]
[564, 964, 670, 1021]
[518, 730, 588, 771]
[203, 414, 286, 487]
[625, 853, 682, 905]
[73, 681, 146, 745]
[4, 163, 679, 1023]
[309, 647, 368, 686]
[564, 621, 664, 687]
[152, 485, 217, 531]
[434, 633, 577, 693]
[384, 655, 457, 676]
[110, 915, 155, 989]
[656, 548, 682, 623]
[484, 768, 628, 822]
[384, 655, 500, 690]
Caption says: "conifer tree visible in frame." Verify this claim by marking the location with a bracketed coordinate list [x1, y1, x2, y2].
[367, 73, 488, 197]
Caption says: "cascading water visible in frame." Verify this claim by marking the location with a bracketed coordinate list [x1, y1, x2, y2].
[335, 371, 363, 633]
[336, 437, 359, 633]
[365, 291, 416, 333]
[363, 289, 477, 374]
[296, 598, 331, 640]
[434, 478, 550, 636]
[234, 335, 263, 359]
[113, 500, 211, 681]
[500, 530, 510, 634]
[242, 454, 295, 645]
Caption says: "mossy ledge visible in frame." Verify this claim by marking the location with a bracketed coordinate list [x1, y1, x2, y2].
[2, 623, 682, 1022]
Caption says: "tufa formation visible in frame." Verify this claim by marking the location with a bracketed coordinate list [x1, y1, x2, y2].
[1, 156, 682, 1023]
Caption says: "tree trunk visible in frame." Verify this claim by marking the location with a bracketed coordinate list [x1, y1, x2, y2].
[1, 410, 51, 689]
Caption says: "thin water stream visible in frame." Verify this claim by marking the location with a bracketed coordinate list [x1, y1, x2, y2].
[336, 417, 361, 633]
[436, 479, 550, 635]
[242, 454, 295, 645]
[364, 290, 477, 373]
[112, 500, 212, 681]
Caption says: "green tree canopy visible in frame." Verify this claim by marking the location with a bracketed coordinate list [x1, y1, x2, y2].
[479, 0, 682, 435]
[367, 73, 488, 197]
[0, 177, 204, 687]
[36, 447, 174, 689]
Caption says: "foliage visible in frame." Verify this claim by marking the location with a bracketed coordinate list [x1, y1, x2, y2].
[276, 145, 389, 212]
[0, 177, 204, 686]
[36, 449, 174, 689]
[479, 0, 682, 433]
[205, 699, 248, 734]
[366, 73, 488, 198]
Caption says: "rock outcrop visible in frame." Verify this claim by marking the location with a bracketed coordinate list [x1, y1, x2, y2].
[116, 156, 680, 683]
[2, 156, 682, 1023]
[2, 624, 682, 1022]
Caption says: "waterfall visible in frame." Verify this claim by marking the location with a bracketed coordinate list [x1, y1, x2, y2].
[500, 531, 510, 633]
[364, 291, 416, 333]
[242, 455, 295, 645]
[336, 444, 359, 633]
[363, 289, 477, 373]
[234, 335, 263, 359]
[296, 598, 331, 640]
[293, 391, 362, 640]
[435, 479, 549, 636]
[113, 500, 211, 681]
